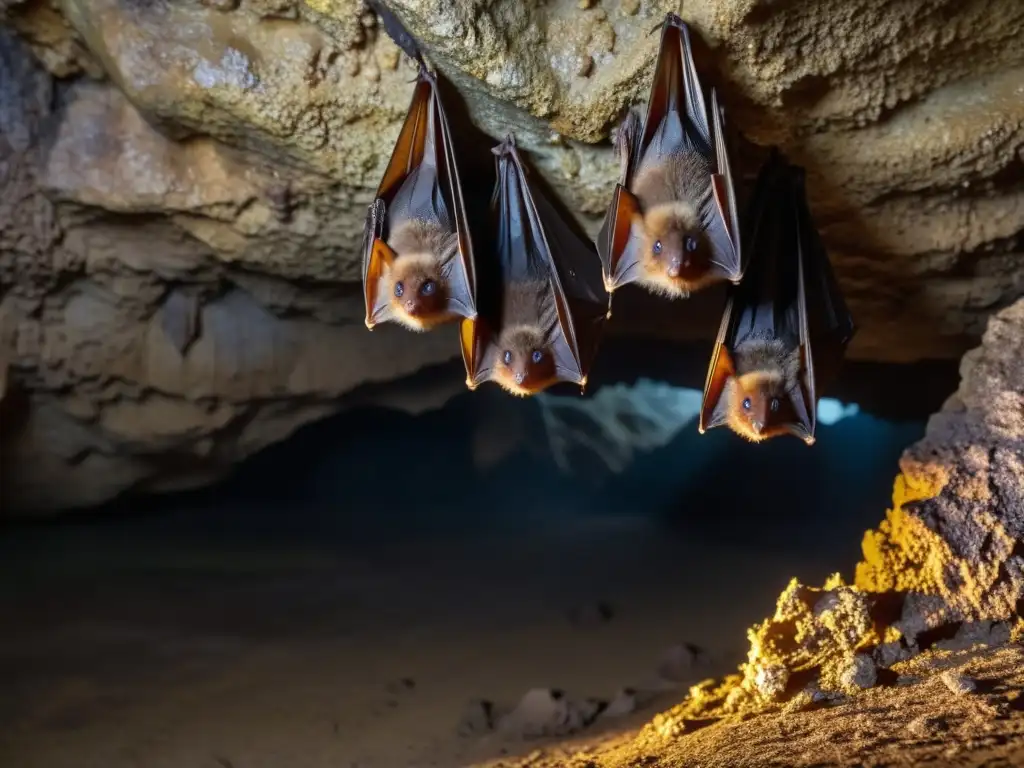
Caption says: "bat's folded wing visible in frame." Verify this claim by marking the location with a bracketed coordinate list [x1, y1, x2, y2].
[529, 181, 609, 386]
[644, 15, 710, 156]
[595, 184, 643, 295]
[793, 168, 856, 396]
[698, 294, 737, 433]
[704, 88, 743, 284]
[362, 199, 396, 329]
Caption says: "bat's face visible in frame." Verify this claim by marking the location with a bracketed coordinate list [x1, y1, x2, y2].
[494, 326, 557, 397]
[387, 253, 450, 331]
[725, 371, 792, 443]
[636, 204, 711, 297]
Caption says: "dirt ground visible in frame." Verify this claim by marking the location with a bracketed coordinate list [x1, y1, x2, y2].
[474, 643, 1024, 768]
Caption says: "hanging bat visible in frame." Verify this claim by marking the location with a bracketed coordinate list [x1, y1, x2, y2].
[360, 31, 477, 335]
[698, 150, 855, 445]
[463, 135, 609, 397]
[596, 12, 742, 303]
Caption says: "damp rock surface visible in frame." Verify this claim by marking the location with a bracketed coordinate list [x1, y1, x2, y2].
[0, 0, 1023, 511]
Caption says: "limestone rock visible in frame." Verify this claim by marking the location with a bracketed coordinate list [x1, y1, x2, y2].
[1, 0, 1024, 511]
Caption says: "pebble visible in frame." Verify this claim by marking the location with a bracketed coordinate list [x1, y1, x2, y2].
[940, 670, 977, 696]
[602, 688, 637, 718]
[656, 642, 707, 683]
[840, 653, 878, 691]
[457, 698, 496, 736]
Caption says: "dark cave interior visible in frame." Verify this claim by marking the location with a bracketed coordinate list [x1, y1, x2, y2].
[0, 341, 962, 767]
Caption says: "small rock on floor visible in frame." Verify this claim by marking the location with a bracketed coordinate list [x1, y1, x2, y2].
[499, 688, 594, 739]
[840, 653, 878, 691]
[941, 670, 977, 696]
[457, 698, 496, 737]
[656, 642, 707, 683]
[601, 688, 637, 719]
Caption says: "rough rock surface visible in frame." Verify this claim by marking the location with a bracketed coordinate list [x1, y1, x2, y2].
[1, 0, 1023, 511]
[597, 296, 1024, 750]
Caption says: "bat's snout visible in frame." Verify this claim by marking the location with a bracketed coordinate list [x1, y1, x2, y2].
[750, 420, 764, 435]
[514, 371, 527, 385]
[666, 255, 691, 278]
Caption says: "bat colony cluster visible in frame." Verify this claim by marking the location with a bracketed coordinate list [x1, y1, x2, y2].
[361, 6, 856, 446]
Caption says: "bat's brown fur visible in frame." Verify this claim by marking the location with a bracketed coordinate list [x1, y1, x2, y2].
[492, 280, 559, 397]
[630, 150, 714, 298]
[385, 218, 459, 331]
[723, 337, 802, 443]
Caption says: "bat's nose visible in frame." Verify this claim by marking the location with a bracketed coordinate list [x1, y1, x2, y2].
[404, 299, 417, 313]
[666, 258, 682, 278]
[750, 420, 764, 434]
[514, 371, 526, 385]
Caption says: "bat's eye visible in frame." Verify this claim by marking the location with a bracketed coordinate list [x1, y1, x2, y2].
[420, 280, 436, 296]
[684, 236, 698, 253]
[770, 397, 780, 413]
[652, 240, 663, 255]
[503, 350, 513, 366]
[394, 281, 405, 298]
[531, 350, 543, 364]
[742, 398, 752, 411]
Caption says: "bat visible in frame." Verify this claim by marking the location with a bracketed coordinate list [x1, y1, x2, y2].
[360, 22, 477, 337]
[698, 149, 856, 445]
[463, 135, 609, 397]
[596, 11, 742, 303]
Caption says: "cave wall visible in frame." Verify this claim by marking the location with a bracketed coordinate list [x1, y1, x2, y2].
[0, 0, 1023, 513]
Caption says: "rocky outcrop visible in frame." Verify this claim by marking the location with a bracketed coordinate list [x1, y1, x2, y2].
[624, 297, 1024, 743]
[1, 0, 1023, 511]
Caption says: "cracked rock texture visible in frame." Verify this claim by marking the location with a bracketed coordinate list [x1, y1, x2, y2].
[1, 0, 1023, 512]
[626, 297, 1024, 741]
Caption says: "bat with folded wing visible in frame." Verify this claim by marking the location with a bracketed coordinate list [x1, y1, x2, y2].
[360, 39, 477, 336]
[463, 135, 609, 397]
[698, 150, 855, 445]
[596, 11, 742, 304]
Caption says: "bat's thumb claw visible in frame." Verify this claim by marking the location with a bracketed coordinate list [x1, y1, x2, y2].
[465, 377, 477, 391]
[364, 319, 375, 331]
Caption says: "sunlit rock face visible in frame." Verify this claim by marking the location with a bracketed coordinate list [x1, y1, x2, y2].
[1, 0, 1023, 511]
[628, 298, 1024, 733]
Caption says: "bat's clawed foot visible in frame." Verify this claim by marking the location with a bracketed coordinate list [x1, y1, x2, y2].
[663, 10, 686, 29]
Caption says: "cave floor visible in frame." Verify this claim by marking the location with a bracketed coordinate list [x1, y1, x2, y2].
[3, 506, 1017, 768]
[0, 513, 856, 768]
[484, 643, 1024, 768]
